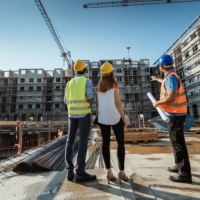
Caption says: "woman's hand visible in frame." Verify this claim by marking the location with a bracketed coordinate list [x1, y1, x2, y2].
[122, 118, 127, 129]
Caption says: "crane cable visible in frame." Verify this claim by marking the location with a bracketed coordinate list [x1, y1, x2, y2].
[123, 6, 131, 59]
[50, 19, 71, 69]
[50, 20, 69, 53]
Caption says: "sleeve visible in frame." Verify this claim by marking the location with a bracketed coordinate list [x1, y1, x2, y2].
[165, 76, 179, 91]
[86, 79, 94, 99]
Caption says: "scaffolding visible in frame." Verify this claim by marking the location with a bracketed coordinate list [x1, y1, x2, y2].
[87, 58, 155, 122]
[153, 15, 200, 119]
[0, 68, 71, 122]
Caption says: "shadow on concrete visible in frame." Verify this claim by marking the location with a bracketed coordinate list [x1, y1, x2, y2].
[36, 171, 67, 200]
[192, 173, 200, 178]
[131, 182, 155, 199]
[190, 180, 200, 186]
[131, 181, 200, 200]
[72, 177, 134, 200]
[130, 173, 200, 200]
[151, 188, 200, 200]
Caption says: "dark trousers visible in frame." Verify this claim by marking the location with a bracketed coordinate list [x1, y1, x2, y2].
[65, 113, 91, 174]
[99, 118, 125, 170]
[167, 115, 191, 176]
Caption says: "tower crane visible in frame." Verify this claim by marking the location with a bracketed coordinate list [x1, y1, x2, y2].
[35, 0, 72, 75]
[83, 0, 200, 8]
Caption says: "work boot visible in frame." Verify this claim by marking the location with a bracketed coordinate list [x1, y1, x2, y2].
[169, 174, 192, 183]
[67, 169, 74, 180]
[167, 166, 179, 173]
[76, 172, 96, 182]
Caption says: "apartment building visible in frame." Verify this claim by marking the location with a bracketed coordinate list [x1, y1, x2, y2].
[0, 68, 71, 122]
[0, 58, 157, 123]
[85, 59, 156, 123]
[154, 15, 200, 119]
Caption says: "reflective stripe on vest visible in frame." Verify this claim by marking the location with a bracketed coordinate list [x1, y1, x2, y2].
[67, 100, 88, 104]
[160, 92, 185, 97]
[69, 106, 91, 110]
[159, 72, 187, 114]
[66, 76, 91, 114]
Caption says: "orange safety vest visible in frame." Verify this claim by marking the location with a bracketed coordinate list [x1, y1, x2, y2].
[159, 72, 187, 114]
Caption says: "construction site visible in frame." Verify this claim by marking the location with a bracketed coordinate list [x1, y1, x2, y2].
[1, 0, 200, 200]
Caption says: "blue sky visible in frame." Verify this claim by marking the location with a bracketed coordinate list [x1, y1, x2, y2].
[0, 0, 200, 71]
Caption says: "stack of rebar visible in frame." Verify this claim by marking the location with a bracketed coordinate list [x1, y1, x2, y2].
[86, 136, 107, 169]
[13, 135, 79, 172]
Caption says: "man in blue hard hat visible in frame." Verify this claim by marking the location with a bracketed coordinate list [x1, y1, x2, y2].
[151, 54, 192, 183]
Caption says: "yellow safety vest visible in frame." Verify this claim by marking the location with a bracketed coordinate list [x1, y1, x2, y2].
[66, 76, 91, 114]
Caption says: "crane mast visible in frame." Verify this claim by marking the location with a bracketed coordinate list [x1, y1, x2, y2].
[35, 0, 71, 74]
[83, 0, 200, 8]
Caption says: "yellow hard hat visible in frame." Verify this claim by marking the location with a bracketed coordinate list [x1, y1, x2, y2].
[74, 60, 86, 72]
[100, 62, 114, 75]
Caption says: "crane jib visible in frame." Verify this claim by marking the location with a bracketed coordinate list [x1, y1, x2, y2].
[34, 0, 71, 72]
[83, 0, 200, 8]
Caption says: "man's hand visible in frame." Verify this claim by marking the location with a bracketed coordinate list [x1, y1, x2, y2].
[88, 98, 94, 103]
[151, 76, 157, 81]
[151, 76, 163, 83]
[153, 101, 159, 108]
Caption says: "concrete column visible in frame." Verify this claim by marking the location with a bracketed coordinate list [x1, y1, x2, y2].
[37, 132, 40, 146]
[26, 114, 30, 122]
[48, 121, 51, 141]
[60, 121, 64, 137]
[18, 123, 23, 155]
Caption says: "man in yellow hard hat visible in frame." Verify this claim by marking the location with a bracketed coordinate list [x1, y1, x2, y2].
[64, 60, 96, 182]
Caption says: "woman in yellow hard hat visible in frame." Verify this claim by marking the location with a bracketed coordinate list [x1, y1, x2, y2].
[96, 62, 128, 184]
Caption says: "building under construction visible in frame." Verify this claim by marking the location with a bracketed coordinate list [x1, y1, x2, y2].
[0, 68, 71, 122]
[154, 15, 200, 120]
[86, 59, 157, 124]
[0, 59, 157, 124]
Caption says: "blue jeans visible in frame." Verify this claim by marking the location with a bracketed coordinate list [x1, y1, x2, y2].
[65, 113, 91, 174]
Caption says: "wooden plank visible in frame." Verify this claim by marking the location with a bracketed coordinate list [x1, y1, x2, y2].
[97, 129, 159, 143]
[196, 131, 200, 134]
[0, 121, 18, 126]
[125, 128, 155, 132]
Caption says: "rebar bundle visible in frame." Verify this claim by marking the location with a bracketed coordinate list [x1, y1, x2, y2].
[86, 136, 111, 169]
[13, 135, 79, 172]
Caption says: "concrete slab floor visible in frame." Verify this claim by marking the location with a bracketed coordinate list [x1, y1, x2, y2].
[0, 134, 200, 200]
[126, 153, 200, 200]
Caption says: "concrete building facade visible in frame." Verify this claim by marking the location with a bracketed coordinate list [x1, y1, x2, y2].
[0, 68, 71, 122]
[85, 59, 156, 123]
[154, 15, 200, 120]
[0, 59, 156, 123]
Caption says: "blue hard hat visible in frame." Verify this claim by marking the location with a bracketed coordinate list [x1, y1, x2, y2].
[158, 55, 173, 67]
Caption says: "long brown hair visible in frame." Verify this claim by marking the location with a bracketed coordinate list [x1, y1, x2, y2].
[97, 71, 118, 92]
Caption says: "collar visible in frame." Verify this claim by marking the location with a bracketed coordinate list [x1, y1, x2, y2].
[75, 74, 84, 77]
[164, 69, 175, 79]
